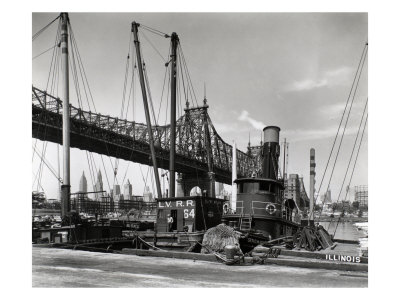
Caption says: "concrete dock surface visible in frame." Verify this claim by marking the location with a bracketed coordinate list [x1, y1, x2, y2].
[32, 247, 367, 288]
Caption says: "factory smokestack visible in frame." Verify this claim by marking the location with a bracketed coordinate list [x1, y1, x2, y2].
[309, 148, 316, 223]
[262, 126, 280, 180]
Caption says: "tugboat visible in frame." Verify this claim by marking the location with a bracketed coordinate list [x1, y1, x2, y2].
[222, 126, 301, 251]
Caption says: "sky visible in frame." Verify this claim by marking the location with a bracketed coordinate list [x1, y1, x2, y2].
[32, 12, 368, 203]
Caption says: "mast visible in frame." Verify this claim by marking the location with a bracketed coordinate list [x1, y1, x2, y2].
[231, 141, 237, 212]
[131, 22, 162, 198]
[169, 32, 179, 197]
[283, 138, 286, 181]
[60, 12, 70, 218]
[309, 148, 316, 224]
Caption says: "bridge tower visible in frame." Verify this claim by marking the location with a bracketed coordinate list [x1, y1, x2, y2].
[178, 172, 215, 198]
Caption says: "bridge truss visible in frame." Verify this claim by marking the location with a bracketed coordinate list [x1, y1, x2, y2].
[32, 86, 262, 185]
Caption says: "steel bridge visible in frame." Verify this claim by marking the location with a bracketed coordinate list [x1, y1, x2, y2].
[32, 86, 263, 186]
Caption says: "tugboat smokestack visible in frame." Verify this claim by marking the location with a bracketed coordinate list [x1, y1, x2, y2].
[262, 126, 280, 180]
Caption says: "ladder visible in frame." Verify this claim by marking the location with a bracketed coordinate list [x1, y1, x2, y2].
[240, 216, 252, 231]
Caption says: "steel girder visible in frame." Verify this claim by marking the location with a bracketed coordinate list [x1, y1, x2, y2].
[32, 86, 262, 184]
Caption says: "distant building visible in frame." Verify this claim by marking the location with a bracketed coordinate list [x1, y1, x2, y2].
[355, 185, 368, 208]
[123, 180, 133, 200]
[79, 171, 87, 193]
[94, 170, 103, 200]
[320, 189, 332, 205]
[143, 186, 153, 202]
[112, 184, 121, 210]
[285, 174, 301, 204]
[113, 184, 121, 196]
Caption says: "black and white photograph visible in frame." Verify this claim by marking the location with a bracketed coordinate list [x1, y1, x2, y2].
[3, 0, 399, 293]
[30, 11, 370, 288]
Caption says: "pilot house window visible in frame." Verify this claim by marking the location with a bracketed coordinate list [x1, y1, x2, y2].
[260, 182, 271, 192]
[239, 182, 259, 193]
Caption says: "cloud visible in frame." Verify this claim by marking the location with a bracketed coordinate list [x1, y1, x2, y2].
[238, 110, 266, 130]
[286, 66, 353, 92]
[325, 66, 352, 78]
[290, 79, 328, 91]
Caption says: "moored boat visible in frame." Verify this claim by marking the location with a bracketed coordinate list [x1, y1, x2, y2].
[222, 126, 301, 250]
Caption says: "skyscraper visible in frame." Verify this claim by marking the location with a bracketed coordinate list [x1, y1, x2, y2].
[79, 171, 87, 193]
[143, 186, 153, 202]
[113, 184, 121, 196]
[123, 180, 132, 200]
[94, 170, 103, 200]
[113, 184, 121, 210]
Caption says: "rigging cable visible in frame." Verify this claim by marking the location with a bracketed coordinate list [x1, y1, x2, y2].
[318, 47, 368, 215]
[156, 45, 171, 124]
[333, 112, 368, 238]
[32, 144, 63, 183]
[316, 43, 368, 219]
[32, 44, 59, 60]
[140, 23, 170, 38]
[68, 22, 117, 188]
[121, 50, 139, 186]
[113, 32, 134, 188]
[34, 23, 62, 192]
[178, 44, 199, 107]
[178, 46, 195, 108]
[32, 14, 61, 41]
[140, 30, 167, 62]
[316, 43, 368, 207]
[336, 98, 368, 203]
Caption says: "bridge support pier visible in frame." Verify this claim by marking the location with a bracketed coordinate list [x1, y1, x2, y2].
[180, 172, 215, 198]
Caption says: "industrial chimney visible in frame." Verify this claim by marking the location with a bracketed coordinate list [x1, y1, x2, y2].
[262, 126, 280, 180]
[309, 148, 316, 223]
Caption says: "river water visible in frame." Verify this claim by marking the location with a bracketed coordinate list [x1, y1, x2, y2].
[319, 221, 367, 241]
